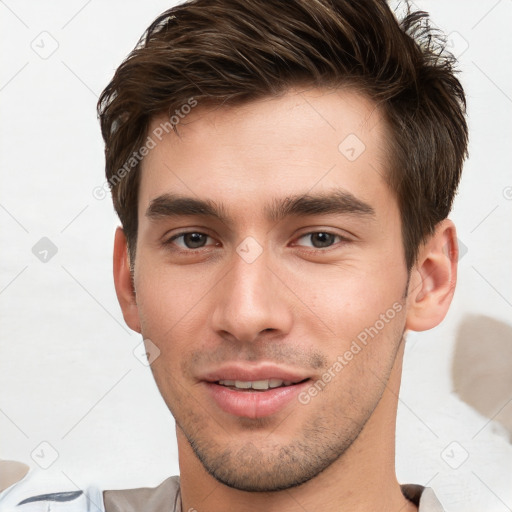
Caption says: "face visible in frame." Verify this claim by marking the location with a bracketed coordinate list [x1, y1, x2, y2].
[130, 88, 411, 491]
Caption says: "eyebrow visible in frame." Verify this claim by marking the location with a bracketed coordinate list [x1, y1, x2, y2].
[266, 189, 375, 222]
[146, 194, 230, 223]
[145, 189, 375, 224]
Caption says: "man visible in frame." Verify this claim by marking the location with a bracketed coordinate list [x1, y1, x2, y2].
[0, 0, 467, 510]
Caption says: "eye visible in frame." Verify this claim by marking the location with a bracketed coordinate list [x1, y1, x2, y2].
[167, 232, 215, 249]
[295, 232, 344, 249]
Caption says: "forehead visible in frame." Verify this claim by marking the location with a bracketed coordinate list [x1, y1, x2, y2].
[138, 87, 391, 219]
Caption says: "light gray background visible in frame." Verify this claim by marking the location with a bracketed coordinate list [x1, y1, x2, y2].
[1, 1, 511, 510]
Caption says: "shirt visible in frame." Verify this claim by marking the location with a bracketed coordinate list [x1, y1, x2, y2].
[0, 470, 446, 511]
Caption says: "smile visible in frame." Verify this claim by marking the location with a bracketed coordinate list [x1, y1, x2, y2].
[217, 378, 302, 390]
[205, 381, 311, 419]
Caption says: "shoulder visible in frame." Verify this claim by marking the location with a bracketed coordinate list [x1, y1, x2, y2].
[103, 475, 181, 512]
[401, 484, 446, 512]
[0, 461, 29, 494]
[0, 465, 180, 512]
[0, 465, 104, 512]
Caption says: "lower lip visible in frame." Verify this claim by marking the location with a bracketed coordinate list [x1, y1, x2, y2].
[204, 381, 310, 419]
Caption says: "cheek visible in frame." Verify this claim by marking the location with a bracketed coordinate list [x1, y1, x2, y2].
[282, 259, 406, 339]
[308, 305, 406, 411]
[135, 262, 221, 377]
[135, 261, 205, 331]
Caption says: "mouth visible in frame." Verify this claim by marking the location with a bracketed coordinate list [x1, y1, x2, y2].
[216, 378, 309, 391]
[201, 366, 312, 419]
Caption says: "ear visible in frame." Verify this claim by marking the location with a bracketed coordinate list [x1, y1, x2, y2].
[113, 226, 141, 333]
[405, 219, 458, 332]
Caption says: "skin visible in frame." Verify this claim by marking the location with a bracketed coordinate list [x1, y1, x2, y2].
[113, 87, 458, 512]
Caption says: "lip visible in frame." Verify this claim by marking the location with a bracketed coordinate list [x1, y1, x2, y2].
[201, 364, 309, 384]
[200, 364, 311, 419]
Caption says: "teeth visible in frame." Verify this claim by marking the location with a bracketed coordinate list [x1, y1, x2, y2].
[268, 378, 285, 388]
[218, 379, 289, 390]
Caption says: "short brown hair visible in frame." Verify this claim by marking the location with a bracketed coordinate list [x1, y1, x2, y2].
[98, 0, 468, 269]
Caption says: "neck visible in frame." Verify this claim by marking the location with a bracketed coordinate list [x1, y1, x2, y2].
[178, 341, 416, 512]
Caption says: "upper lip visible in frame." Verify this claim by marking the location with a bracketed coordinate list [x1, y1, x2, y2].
[200, 364, 310, 384]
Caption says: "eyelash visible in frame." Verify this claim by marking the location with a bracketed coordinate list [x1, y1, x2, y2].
[165, 232, 218, 251]
[163, 230, 349, 252]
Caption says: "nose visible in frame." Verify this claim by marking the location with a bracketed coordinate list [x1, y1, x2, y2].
[210, 243, 293, 344]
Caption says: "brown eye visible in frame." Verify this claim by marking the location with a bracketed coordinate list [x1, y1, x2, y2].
[296, 232, 341, 249]
[182, 233, 208, 248]
[309, 232, 336, 248]
[168, 232, 211, 249]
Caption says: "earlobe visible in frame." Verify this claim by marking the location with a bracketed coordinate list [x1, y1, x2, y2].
[405, 219, 458, 332]
[113, 226, 141, 333]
